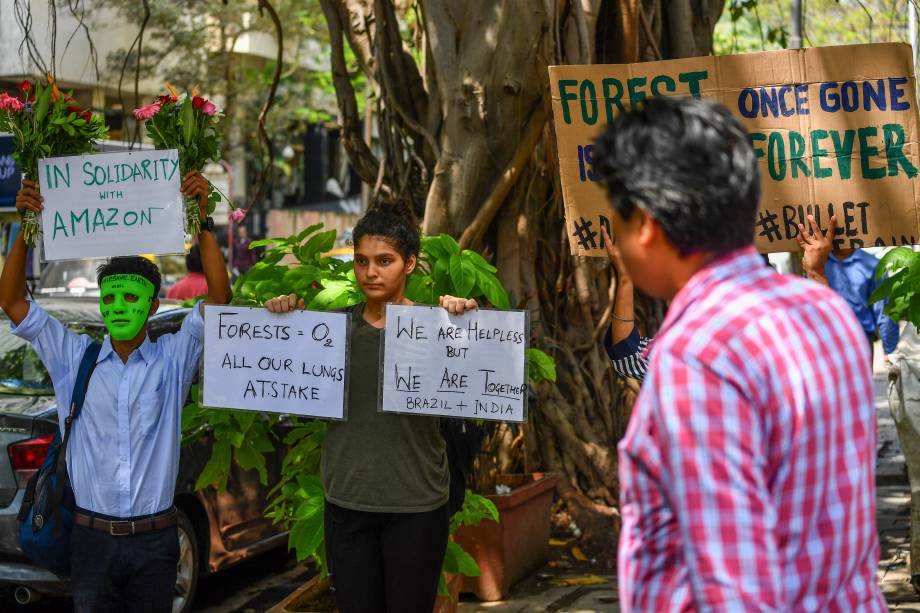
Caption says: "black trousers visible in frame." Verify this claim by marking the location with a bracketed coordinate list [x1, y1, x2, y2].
[69, 510, 179, 613]
[324, 501, 449, 613]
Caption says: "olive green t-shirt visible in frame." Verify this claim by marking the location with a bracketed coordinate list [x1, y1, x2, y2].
[321, 304, 449, 513]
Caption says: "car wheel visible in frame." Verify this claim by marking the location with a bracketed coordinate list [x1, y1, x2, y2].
[173, 510, 199, 613]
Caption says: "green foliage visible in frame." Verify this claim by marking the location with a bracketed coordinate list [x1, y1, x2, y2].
[438, 491, 499, 598]
[714, 0, 913, 57]
[869, 247, 920, 326]
[183, 225, 555, 580]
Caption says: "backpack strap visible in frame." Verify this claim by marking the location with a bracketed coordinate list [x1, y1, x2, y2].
[53, 342, 102, 500]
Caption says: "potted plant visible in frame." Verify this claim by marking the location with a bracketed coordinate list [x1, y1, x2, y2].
[453, 472, 560, 601]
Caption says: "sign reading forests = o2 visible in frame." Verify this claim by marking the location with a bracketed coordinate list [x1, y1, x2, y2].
[202, 305, 349, 420]
[380, 304, 528, 423]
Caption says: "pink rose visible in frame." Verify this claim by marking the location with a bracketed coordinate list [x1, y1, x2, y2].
[229, 208, 247, 223]
[201, 101, 217, 116]
[0, 92, 23, 113]
[133, 102, 161, 121]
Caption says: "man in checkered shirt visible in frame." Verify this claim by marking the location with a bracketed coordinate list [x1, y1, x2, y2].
[594, 96, 886, 611]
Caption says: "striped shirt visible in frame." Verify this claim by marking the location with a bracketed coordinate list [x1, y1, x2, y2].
[604, 324, 650, 381]
[618, 247, 885, 612]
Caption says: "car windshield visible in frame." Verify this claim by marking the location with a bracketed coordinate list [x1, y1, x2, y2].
[38, 255, 190, 296]
[0, 310, 104, 395]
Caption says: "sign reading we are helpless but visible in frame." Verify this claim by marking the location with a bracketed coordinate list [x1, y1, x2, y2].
[380, 305, 528, 423]
[550, 43, 920, 255]
[38, 148, 185, 260]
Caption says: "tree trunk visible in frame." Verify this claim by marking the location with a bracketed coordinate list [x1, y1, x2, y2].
[322, 0, 724, 557]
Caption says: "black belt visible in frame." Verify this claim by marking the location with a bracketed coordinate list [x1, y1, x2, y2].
[74, 507, 177, 536]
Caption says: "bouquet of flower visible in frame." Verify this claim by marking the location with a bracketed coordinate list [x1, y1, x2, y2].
[0, 75, 109, 245]
[134, 84, 240, 236]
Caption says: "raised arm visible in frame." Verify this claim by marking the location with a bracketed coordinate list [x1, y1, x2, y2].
[797, 214, 837, 287]
[181, 171, 232, 305]
[0, 180, 41, 325]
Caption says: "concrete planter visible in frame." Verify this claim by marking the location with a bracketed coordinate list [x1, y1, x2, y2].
[454, 473, 560, 601]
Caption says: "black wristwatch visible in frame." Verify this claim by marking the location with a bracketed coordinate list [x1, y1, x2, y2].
[199, 216, 214, 232]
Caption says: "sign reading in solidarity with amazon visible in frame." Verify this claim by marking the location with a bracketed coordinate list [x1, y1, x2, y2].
[550, 43, 920, 255]
[38, 149, 186, 260]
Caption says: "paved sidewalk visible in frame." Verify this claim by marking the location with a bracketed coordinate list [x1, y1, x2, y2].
[458, 353, 919, 612]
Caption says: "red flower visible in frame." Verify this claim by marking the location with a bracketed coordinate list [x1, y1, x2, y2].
[157, 95, 172, 106]
[83, 111, 92, 123]
[192, 96, 205, 109]
[19, 80, 32, 93]
[66, 105, 81, 115]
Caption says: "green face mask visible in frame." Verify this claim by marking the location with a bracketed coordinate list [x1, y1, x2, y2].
[99, 274, 155, 341]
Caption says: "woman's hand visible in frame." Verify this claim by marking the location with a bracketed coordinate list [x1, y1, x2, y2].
[265, 293, 304, 313]
[15, 179, 43, 216]
[797, 214, 836, 286]
[439, 295, 478, 315]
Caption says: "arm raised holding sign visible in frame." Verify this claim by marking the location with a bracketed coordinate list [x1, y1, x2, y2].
[182, 170, 232, 306]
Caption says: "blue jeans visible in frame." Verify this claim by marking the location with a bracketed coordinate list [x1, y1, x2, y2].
[69, 512, 178, 613]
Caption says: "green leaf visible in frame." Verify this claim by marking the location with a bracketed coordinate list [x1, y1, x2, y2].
[180, 96, 196, 147]
[423, 236, 449, 261]
[869, 271, 904, 305]
[457, 257, 477, 297]
[33, 85, 51, 123]
[876, 247, 918, 280]
[448, 254, 463, 294]
[476, 271, 510, 309]
[249, 237, 288, 249]
[437, 573, 449, 597]
[195, 440, 231, 491]
[526, 348, 557, 383]
[289, 508, 325, 562]
[440, 234, 460, 257]
[463, 249, 497, 273]
[296, 222, 325, 243]
[442, 540, 480, 577]
[300, 229, 337, 261]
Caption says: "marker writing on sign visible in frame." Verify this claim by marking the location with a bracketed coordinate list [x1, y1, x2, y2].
[52, 206, 165, 240]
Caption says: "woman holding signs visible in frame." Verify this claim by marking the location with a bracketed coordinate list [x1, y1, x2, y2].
[265, 202, 475, 613]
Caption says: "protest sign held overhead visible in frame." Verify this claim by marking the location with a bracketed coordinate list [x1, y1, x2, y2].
[38, 149, 186, 260]
[202, 305, 349, 420]
[550, 43, 920, 255]
[380, 304, 527, 423]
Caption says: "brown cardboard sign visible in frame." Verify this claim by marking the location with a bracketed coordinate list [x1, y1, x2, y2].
[549, 43, 920, 255]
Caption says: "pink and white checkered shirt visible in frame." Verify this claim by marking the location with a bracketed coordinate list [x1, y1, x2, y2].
[618, 247, 887, 612]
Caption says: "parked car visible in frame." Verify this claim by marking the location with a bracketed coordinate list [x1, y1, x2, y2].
[36, 255, 190, 298]
[0, 297, 288, 612]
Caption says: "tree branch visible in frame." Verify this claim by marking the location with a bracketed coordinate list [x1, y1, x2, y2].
[320, 0, 381, 186]
[458, 105, 546, 251]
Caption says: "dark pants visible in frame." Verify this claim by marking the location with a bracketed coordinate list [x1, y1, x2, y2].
[324, 501, 449, 613]
[70, 510, 179, 613]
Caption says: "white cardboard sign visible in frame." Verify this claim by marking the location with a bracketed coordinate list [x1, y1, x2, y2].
[202, 305, 349, 419]
[38, 149, 186, 260]
[380, 304, 528, 423]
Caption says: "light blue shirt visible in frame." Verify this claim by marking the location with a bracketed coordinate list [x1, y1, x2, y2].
[11, 301, 204, 518]
[824, 250, 900, 354]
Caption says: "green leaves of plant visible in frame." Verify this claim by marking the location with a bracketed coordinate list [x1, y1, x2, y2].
[526, 348, 557, 383]
[869, 248, 920, 327]
[180, 96, 196, 146]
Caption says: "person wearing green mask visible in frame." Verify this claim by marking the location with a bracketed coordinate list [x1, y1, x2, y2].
[0, 171, 232, 613]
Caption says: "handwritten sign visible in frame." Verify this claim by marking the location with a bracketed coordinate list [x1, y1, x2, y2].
[380, 304, 527, 423]
[38, 149, 185, 260]
[550, 43, 920, 255]
[202, 305, 349, 419]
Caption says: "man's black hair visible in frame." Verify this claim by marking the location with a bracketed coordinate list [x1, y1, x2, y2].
[186, 245, 203, 274]
[97, 256, 162, 296]
[593, 96, 760, 256]
[352, 199, 421, 261]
